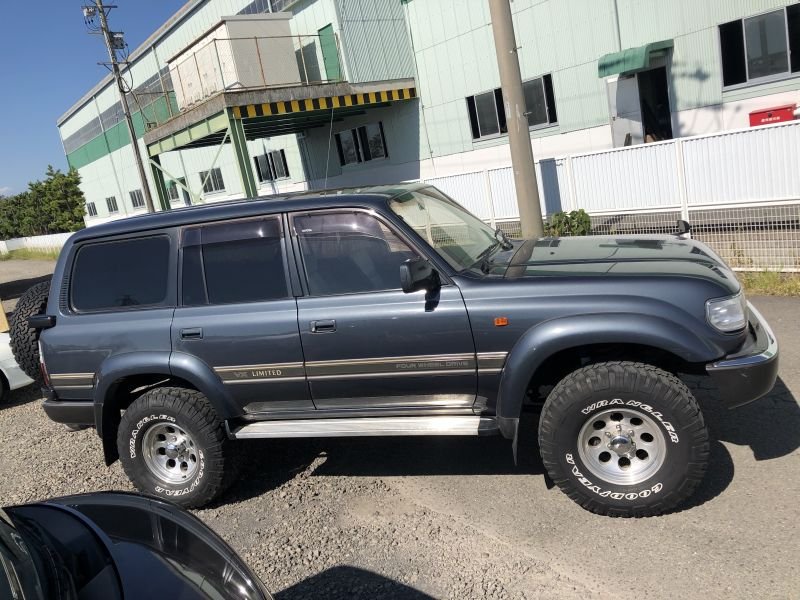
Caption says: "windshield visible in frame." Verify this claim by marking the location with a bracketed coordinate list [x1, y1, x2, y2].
[388, 187, 498, 271]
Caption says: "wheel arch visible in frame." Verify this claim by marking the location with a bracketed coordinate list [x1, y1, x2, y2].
[495, 313, 718, 438]
[95, 351, 239, 465]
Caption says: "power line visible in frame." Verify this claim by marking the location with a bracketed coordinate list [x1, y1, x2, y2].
[82, 1, 156, 213]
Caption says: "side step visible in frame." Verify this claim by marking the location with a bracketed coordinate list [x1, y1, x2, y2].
[229, 415, 498, 439]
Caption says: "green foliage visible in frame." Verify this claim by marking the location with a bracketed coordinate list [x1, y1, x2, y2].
[0, 166, 86, 240]
[0, 248, 61, 261]
[545, 209, 592, 237]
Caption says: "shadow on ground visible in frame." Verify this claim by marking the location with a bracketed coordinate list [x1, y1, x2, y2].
[224, 376, 798, 511]
[275, 566, 433, 600]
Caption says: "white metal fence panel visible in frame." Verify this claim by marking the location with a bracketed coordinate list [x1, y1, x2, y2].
[682, 121, 800, 206]
[486, 167, 516, 220]
[423, 171, 492, 220]
[0, 232, 73, 254]
[571, 141, 680, 212]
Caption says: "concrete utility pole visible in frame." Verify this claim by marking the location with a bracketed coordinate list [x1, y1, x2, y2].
[488, 0, 544, 238]
[91, 0, 156, 213]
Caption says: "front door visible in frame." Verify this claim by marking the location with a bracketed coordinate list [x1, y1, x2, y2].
[291, 209, 477, 412]
[172, 215, 313, 415]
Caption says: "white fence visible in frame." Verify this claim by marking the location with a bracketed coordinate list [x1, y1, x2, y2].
[423, 120, 800, 271]
[0, 232, 73, 256]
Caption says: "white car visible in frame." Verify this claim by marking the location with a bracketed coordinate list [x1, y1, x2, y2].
[0, 331, 33, 402]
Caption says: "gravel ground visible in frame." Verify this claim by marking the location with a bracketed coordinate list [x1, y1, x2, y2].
[0, 258, 797, 597]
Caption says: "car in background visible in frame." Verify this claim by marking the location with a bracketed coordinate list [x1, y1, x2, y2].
[0, 331, 33, 403]
[0, 491, 272, 599]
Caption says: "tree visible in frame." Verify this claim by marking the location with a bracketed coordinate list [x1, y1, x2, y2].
[0, 166, 85, 240]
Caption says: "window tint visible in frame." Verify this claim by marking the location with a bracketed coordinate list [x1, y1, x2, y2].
[72, 236, 170, 311]
[182, 218, 288, 306]
[294, 212, 417, 296]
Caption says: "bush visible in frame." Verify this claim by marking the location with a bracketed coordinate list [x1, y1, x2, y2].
[545, 209, 591, 237]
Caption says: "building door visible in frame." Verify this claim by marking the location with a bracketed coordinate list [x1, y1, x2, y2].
[638, 66, 673, 142]
[291, 209, 477, 412]
[607, 74, 644, 146]
[318, 24, 341, 81]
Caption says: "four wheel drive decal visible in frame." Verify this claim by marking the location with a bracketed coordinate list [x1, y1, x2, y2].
[214, 352, 509, 384]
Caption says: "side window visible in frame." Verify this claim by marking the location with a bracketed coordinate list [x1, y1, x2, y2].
[293, 212, 417, 296]
[181, 217, 288, 306]
[71, 236, 171, 311]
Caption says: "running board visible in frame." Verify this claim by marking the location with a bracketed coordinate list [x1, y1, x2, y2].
[228, 415, 498, 439]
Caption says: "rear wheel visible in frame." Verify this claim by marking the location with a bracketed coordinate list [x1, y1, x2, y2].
[538, 361, 709, 517]
[117, 386, 238, 508]
[9, 280, 50, 383]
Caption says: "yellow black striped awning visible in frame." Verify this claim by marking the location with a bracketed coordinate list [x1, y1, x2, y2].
[232, 87, 417, 119]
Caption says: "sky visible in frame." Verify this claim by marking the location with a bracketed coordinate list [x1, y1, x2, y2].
[0, 0, 186, 196]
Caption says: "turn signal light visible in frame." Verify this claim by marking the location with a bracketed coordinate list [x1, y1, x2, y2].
[494, 317, 508, 327]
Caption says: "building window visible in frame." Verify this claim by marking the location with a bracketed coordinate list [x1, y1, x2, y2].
[522, 74, 558, 128]
[334, 122, 388, 166]
[720, 6, 800, 87]
[199, 168, 225, 194]
[167, 181, 180, 201]
[466, 89, 507, 140]
[129, 189, 145, 209]
[86, 202, 98, 217]
[254, 149, 290, 183]
[106, 196, 118, 214]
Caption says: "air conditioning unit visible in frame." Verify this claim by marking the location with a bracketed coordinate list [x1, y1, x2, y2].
[145, 122, 158, 132]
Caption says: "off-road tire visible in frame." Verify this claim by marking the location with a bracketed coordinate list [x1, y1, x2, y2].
[9, 280, 51, 383]
[538, 361, 709, 517]
[117, 386, 238, 508]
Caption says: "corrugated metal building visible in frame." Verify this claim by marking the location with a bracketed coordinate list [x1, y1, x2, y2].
[58, 0, 800, 224]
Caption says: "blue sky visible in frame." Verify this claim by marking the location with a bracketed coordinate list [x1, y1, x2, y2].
[0, 0, 185, 196]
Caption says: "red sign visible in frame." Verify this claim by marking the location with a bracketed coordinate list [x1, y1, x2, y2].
[749, 104, 796, 127]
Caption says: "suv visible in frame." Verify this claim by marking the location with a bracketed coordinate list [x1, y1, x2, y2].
[12, 184, 778, 516]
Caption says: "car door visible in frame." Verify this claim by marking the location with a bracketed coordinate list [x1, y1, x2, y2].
[290, 208, 477, 412]
[171, 215, 313, 415]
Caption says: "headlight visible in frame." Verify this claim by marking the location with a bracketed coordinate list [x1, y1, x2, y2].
[706, 291, 748, 332]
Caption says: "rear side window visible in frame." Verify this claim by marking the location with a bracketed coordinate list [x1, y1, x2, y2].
[71, 236, 171, 311]
[181, 217, 288, 306]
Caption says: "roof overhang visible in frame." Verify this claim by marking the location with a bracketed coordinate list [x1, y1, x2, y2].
[598, 39, 674, 78]
[145, 79, 417, 157]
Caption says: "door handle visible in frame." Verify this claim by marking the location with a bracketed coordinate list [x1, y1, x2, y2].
[310, 320, 336, 333]
[180, 327, 203, 340]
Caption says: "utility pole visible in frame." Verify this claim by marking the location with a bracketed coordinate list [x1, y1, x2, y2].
[85, 0, 156, 213]
[488, 0, 544, 238]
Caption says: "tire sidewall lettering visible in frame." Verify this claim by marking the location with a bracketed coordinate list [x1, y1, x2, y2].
[580, 398, 680, 444]
[129, 414, 176, 459]
[565, 453, 663, 502]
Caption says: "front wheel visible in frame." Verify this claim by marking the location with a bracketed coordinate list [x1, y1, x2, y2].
[117, 386, 238, 508]
[538, 362, 709, 517]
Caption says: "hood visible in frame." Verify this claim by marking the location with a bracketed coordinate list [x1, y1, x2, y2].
[499, 235, 738, 291]
[5, 492, 271, 600]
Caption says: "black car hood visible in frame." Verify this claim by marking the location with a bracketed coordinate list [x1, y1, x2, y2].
[498, 235, 737, 290]
[42, 492, 270, 600]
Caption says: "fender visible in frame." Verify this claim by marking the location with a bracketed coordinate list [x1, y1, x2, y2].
[495, 312, 722, 439]
[94, 351, 240, 465]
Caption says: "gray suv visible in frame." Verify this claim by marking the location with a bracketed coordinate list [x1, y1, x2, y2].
[12, 184, 778, 516]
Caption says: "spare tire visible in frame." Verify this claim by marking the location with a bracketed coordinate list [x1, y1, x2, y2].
[9, 280, 51, 383]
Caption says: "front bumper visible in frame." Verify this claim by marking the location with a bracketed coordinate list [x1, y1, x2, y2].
[706, 302, 778, 408]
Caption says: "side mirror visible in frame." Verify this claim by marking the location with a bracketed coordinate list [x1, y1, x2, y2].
[400, 257, 440, 294]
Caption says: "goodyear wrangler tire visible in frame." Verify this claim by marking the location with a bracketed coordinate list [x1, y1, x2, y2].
[117, 386, 238, 508]
[9, 280, 50, 383]
[538, 361, 709, 517]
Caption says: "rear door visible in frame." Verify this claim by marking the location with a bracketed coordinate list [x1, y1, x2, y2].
[290, 209, 477, 412]
[171, 215, 312, 416]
